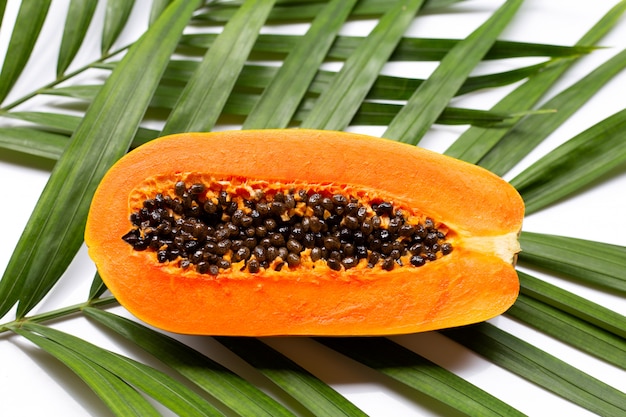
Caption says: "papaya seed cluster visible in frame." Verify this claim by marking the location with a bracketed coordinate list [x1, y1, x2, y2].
[122, 181, 453, 275]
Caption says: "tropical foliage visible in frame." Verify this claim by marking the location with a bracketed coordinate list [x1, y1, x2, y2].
[0, 0, 625, 415]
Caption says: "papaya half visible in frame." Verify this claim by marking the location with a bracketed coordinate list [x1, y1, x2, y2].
[85, 129, 524, 336]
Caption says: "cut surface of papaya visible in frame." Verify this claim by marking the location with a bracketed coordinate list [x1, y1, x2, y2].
[85, 129, 524, 336]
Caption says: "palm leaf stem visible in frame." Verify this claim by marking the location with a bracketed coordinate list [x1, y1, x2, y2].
[0, 296, 117, 335]
[0, 44, 131, 112]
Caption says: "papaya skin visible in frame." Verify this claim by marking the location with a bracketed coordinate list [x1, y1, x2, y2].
[85, 129, 524, 336]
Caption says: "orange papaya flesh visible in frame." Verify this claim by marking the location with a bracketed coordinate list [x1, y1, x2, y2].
[84, 129, 524, 336]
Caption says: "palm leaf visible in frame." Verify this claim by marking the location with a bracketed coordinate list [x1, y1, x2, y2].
[150, 0, 174, 25]
[10, 326, 162, 417]
[0, 0, 200, 318]
[300, 0, 426, 130]
[57, 0, 98, 76]
[479, 47, 626, 175]
[83, 307, 297, 417]
[48, 59, 548, 102]
[318, 337, 525, 416]
[161, 0, 275, 134]
[511, 108, 626, 214]
[216, 337, 368, 417]
[88, 272, 108, 301]
[197, 0, 464, 23]
[444, 323, 626, 416]
[444, 0, 626, 163]
[38, 56, 547, 109]
[384, 0, 522, 144]
[243, 0, 357, 129]
[0, 1, 7, 29]
[101, 0, 136, 54]
[0, 105, 523, 162]
[518, 271, 626, 339]
[180, 33, 594, 62]
[18, 322, 225, 417]
[1, 1, 626, 416]
[519, 231, 626, 293]
[507, 293, 626, 369]
[0, 0, 51, 103]
[0, 126, 68, 160]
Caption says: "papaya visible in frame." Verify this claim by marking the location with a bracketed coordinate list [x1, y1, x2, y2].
[85, 129, 524, 336]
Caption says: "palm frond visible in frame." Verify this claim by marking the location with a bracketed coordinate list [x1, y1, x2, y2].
[300, 0, 426, 130]
[10, 326, 163, 416]
[518, 271, 626, 339]
[507, 293, 626, 369]
[1, 1, 625, 416]
[161, 0, 276, 134]
[479, 47, 626, 175]
[57, 0, 98, 76]
[318, 336, 525, 417]
[511, 108, 626, 214]
[0, 0, 51, 103]
[444, 323, 626, 416]
[20, 322, 226, 417]
[0, 104, 525, 162]
[150, 0, 174, 26]
[83, 307, 300, 417]
[0, 126, 68, 159]
[444, 0, 626, 163]
[216, 337, 369, 417]
[196, 0, 465, 23]
[243, 0, 357, 129]
[383, 0, 522, 144]
[0, 1, 7, 29]
[0, 0, 200, 319]
[519, 232, 626, 293]
[179, 32, 593, 62]
[101, 0, 136, 54]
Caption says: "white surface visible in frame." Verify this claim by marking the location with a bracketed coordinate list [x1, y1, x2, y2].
[1, 1, 625, 416]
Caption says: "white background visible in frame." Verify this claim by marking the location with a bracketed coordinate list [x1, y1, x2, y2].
[1, 1, 625, 416]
